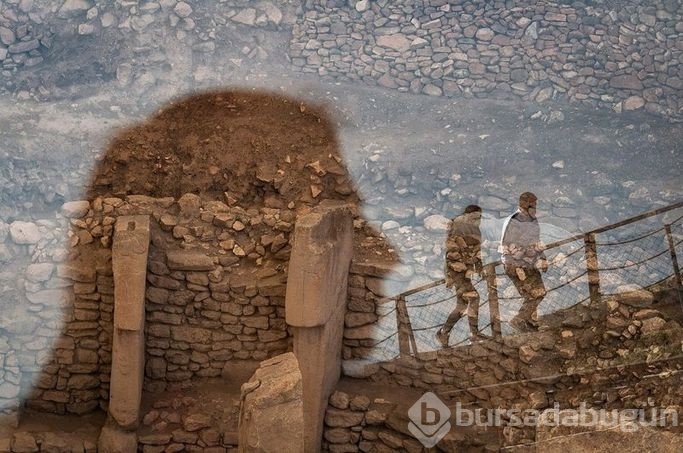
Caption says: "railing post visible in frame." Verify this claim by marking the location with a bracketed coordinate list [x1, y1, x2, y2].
[664, 224, 683, 308]
[584, 232, 601, 305]
[395, 295, 415, 356]
[484, 263, 502, 338]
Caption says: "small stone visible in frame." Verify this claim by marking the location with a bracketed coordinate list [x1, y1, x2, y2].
[324, 408, 364, 428]
[410, 37, 428, 49]
[610, 75, 643, 90]
[552, 160, 565, 169]
[231, 8, 257, 25]
[640, 317, 666, 335]
[548, 111, 564, 123]
[423, 214, 449, 232]
[381, 220, 399, 231]
[178, 193, 201, 217]
[329, 391, 350, 410]
[78, 23, 95, 35]
[173, 2, 193, 18]
[536, 87, 553, 102]
[545, 12, 567, 21]
[618, 287, 653, 307]
[25, 263, 54, 282]
[167, 251, 215, 271]
[355, 0, 369, 12]
[623, 96, 645, 111]
[258, 2, 282, 24]
[423, 84, 442, 96]
[349, 395, 371, 411]
[528, 390, 548, 409]
[143, 410, 160, 426]
[524, 22, 538, 39]
[61, 200, 90, 218]
[182, 413, 211, 432]
[376, 34, 410, 52]
[0, 26, 15, 46]
[341, 360, 379, 378]
[475, 28, 494, 41]
[9, 221, 41, 244]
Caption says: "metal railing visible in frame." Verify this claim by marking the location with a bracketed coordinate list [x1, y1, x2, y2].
[367, 201, 683, 358]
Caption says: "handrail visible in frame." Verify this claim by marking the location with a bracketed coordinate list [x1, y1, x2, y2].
[378, 200, 683, 301]
[544, 200, 683, 249]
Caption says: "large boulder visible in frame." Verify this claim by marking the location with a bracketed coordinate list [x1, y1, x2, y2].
[238, 353, 304, 452]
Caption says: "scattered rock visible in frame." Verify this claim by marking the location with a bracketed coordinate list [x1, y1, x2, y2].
[9, 221, 41, 244]
[57, 0, 92, 18]
[423, 214, 449, 232]
[623, 96, 645, 111]
[61, 200, 90, 218]
[173, 2, 193, 18]
[231, 8, 257, 26]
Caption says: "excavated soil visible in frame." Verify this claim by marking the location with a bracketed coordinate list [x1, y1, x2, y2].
[88, 90, 358, 208]
[86, 89, 398, 264]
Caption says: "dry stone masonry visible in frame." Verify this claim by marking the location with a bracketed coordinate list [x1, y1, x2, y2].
[291, 0, 683, 119]
[0, 192, 296, 450]
[0, 0, 681, 121]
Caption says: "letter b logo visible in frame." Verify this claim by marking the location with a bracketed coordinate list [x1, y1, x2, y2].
[408, 392, 451, 448]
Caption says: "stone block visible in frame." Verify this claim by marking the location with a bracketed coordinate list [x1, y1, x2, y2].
[98, 423, 138, 453]
[167, 250, 215, 271]
[238, 353, 303, 452]
[109, 329, 145, 429]
[10, 433, 37, 453]
[113, 216, 150, 331]
[285, 202, 353, 327]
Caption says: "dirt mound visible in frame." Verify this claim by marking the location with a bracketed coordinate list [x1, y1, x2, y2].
[88, 90, 358, 209]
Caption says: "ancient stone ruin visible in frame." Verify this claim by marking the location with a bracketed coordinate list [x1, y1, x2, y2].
[0, 0, 682, 452]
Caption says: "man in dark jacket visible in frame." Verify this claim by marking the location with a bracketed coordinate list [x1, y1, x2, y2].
[437, 205, 483, 347]
[500, 192, 548, 331]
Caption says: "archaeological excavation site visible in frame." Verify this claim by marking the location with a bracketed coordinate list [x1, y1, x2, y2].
[0, 0, 682, 452]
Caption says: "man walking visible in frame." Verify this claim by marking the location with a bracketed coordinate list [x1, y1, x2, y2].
[500, 192, 548, 331]
[437, 205, 483, 347]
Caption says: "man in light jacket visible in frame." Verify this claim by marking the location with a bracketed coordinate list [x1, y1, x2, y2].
[500, 192, 548, 331]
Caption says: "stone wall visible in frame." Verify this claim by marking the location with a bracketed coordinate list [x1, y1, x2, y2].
[322, 390, 426, 453]
[0, 193, 294, 423]
[2, 0, 682, 121]
[292, 0, 683, 120]
[1, 200, 114, 424]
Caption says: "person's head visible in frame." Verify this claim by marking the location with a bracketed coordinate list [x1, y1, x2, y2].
[463, 204, 482, 223]
[519, 192, 538, 217]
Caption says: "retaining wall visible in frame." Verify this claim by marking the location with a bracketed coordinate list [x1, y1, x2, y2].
[0, 193, 294, 423]
[292, 0, 683, 119]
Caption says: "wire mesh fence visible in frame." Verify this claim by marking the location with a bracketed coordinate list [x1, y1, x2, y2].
[360, 203, 683, 359]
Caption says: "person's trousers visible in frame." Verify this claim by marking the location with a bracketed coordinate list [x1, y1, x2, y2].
[443, 271, 480, 334]
[504, 264, 546, 324]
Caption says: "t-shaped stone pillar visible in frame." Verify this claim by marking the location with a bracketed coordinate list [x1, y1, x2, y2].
[285, 201, 353, 452]
[99, 216, 150, 453]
